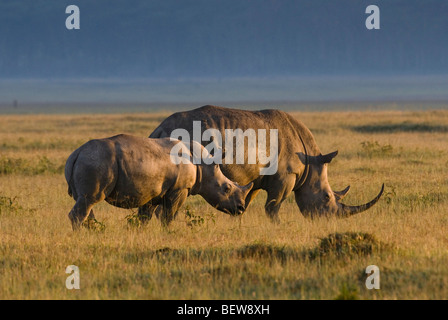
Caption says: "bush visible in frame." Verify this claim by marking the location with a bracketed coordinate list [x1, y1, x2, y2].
[0, 156, 64, 175]
[312, 232, 384, 258]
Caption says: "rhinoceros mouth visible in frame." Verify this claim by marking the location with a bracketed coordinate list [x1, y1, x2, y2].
[220, 206, 245, 216]
[297, 184, 384, 218]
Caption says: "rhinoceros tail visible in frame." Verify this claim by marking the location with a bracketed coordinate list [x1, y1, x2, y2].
[65, 147, 82, 198]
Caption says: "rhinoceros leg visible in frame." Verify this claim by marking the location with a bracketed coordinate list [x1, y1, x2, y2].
[68, 197, 97, 231]
[245, 188, 261, 209]
[79, 209, 98, 229]
[160, 189, 189, 227]
[86, 209, 96, 225]
[137, 202, 159, 224]
[264, 197, 282, 224]
[264, 176, 296, 224]
[68, 172, 115, 230]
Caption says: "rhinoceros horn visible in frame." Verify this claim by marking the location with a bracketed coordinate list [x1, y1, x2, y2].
[337, 184, 384, 216]
[333, 185, 351, 201]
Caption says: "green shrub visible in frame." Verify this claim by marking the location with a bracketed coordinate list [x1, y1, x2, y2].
[334, 283, 360, 300]
[312, 232, 383, 258]
[0, 156, 64, 175]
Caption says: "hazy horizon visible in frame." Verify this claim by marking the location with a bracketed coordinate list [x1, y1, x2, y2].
[1, 1, 447, 109]
[1, 75, 448, 111]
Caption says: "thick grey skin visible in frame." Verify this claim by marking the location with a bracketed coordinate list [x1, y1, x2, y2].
[150, 105, 384, 222]
[65, 134, 253, 230]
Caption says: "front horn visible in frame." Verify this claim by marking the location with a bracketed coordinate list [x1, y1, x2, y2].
[337, 184, 384, 217]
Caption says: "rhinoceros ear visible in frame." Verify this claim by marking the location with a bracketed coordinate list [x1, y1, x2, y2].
[320, 150, 338, 164]
[296, 152, 307, 165]
[297, 151, 338, 166]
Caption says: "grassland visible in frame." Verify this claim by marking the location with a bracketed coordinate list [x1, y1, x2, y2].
[0, 109, 447, 299]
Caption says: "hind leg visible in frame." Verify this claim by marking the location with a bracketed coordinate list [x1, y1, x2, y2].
[81, 209, 97, 229]
[68, 157, 116, 230]
[88, 209, 95, 220]
[68, 197, 97, 231]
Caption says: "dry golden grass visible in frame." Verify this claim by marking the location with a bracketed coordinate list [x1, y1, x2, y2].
[0, 108, 447, 299]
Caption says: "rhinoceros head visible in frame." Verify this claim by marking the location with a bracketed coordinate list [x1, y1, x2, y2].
[186, 140, 254, 216]
[295, 151, 384, 218]
[198, 164, 254, 215]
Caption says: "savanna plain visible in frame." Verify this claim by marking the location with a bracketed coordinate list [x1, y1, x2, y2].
[0, 106, 447, 299]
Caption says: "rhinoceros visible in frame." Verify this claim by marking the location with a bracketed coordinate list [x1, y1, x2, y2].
[150, 105, 384, 222]
[65, 134, 253, 230]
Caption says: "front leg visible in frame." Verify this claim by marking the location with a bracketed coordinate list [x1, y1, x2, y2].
[160, 189, 189, 227]
[265, 195, 283, 224]
[244, 189, 261, 210]
[137, 201, 159, 224]
[264, 176, 295, 224]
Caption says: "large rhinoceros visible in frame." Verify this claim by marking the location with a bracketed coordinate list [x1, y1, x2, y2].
[65, 134, 253, 230]
[150, 105, 384, 223]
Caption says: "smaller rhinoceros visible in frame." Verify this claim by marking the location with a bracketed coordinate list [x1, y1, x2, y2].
[65, 134, 253, 230]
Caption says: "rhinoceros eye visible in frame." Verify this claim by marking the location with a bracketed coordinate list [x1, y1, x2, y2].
[224, 185, 232, 194]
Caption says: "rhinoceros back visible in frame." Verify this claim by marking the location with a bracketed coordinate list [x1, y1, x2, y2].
[150, 105, 320, 157]
[149, 105, 321, 186]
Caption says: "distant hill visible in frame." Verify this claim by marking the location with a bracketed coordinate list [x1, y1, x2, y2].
[1, 0, 447, 78]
